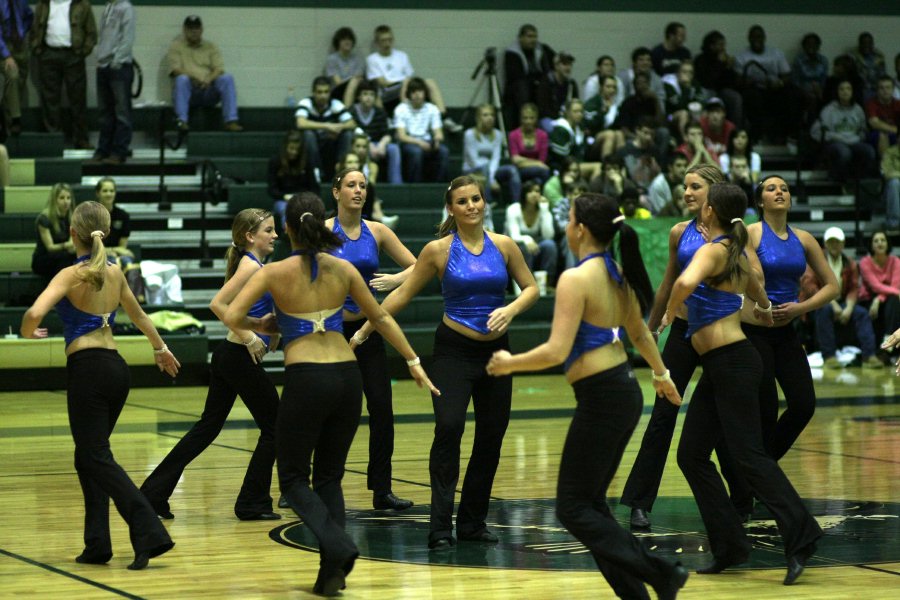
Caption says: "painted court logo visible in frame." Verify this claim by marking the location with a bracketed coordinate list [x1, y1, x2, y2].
[270, 498, 899, 571]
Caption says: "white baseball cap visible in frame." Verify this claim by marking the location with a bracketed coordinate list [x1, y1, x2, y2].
[823, 226, 845, 242]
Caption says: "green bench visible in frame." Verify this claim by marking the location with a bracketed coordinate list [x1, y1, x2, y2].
[0, 243, 34, 273]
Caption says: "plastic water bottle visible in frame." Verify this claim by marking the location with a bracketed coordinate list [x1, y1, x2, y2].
[285, 87, 297, 108]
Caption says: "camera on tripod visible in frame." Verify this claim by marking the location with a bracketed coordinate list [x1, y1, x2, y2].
[472, 47, 498, 80]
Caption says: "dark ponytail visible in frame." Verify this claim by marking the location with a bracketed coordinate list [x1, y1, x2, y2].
[706, 183, 749, 286]
[573, 193, 653, 313]
[285, 192, 342, 254]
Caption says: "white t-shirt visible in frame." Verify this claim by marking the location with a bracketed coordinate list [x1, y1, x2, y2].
[366, 50, 414, 85]
[46, 0, 74, 48]
[394, 101, 441, 141]
[735, 47, 790, 87]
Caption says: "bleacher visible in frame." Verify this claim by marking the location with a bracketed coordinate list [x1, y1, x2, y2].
[0, 104, 883, 390]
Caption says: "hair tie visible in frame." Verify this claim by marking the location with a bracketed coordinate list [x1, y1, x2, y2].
[730, 217, 743, 224]
[612, 215, 625, 224]
[90, 230, 105, 239]
[300, 212, 313, 223]
[231, 241, 239, 248]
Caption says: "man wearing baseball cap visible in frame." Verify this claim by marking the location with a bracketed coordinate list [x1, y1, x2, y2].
[700, 96, 735, 155]
[166, 15, 243, 132]
[805, 226, 882, 368]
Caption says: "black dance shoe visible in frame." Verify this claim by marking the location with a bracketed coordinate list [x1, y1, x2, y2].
[373, 492, 413, 511]
[75, 550, 112, 564]
[458, 529, 499, 543]
[696, 553, 749, 574]
[147, 499, 174, 520]
[428, 536, 457, 550]
[238, 512, 282, 521]
[655, 562, 690, 600]
[278, 494, 290, 509]
[784, 541, 817, 585]
[127, 541, 174, 570]
[630, 507, 651, 528]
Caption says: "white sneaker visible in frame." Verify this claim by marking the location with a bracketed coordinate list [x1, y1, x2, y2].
[381, 215, 399, 230]
[443, 117, 463, 133]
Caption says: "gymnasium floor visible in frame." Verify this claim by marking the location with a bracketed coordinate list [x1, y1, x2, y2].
[1, 368, 898, 599]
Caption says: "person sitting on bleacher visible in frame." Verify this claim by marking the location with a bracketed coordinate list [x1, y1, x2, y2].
[349, 80, 401, 184]
[324, 26, 364, 108]
[803, 226, 882, 369]
[646, 152, 688, 215]
[882, 144, 900, 233]
[393, 77, 448, 183]
[508, 103, 551, 186]
[663, 59, 707, 143]
[167, 15, 243, 133]
[865, 75, 900, 157]
[858, 230, 900, 349]
[535, 52, 578, 133]
[463, 103, 521, 207]
[811, 79, 876, 185]
[699, 97, 735, 157]
[94, 177, 133, 267]
[549, 99, 601, 182]
[295, 76, 356, 182]
[719, 128, 761, 184]
[267, 130, 319, 228]
[31, 182, 75, 280]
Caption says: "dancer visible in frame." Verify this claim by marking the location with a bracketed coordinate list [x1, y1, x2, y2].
[486, 193, 689, 600]
[20, 201, 177, 570]
[326, 168, 417, 510]
[621, 165, 736, 529]
[883, 327, 900, 375]
[351, 175, 538, 549]
[224, 193, 437, 595]
[141, 209, 281, 521]
[743, 176, 838, 459]
[662, 183, 822, 584]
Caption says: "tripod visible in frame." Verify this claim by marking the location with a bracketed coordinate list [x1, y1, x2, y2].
[461, 55, 508, 159]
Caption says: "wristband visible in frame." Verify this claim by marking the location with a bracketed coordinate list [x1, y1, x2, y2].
[652, 369, 671, 383]
[351, 331, 368, 345]
[153, 345, 169, 355]
[406, 356, 421, 367]
[754, 301, 773, 313]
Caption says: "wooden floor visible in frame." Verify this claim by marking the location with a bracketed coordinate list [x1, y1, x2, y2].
[1, 367, 898, 599]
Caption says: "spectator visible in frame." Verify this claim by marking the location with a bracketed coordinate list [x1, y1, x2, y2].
[295, 75, 355, 181]
[727, 155, 755, 202]
[850, 32, 885, 100]
[619, 187, 651, 220]
[393, 76, 448, 182]
[792, 33, 828, 125]
[618, 72, 670, 167]
[93, 0, 134, 165]
[542, 156, 579, 206]
[806, 226, 881, 369]
[267, 130, 319, 228]
[463, 104, 521, 206]
[503, 24, 555, 129]
[324, 26, 363, 107]
[735, 24, 801, 143]
[535, 52, 578, 132]
[615, 116, 662, 187]
[893, 52, 900, 100]
[583, 75, 625, 160]
[651, 21, 691, 76]
[551, 177, 590, 270]
[30, 0, 95, 149]
[658, 182, 690, 217]
[0, 0, 32, 136]
[348, 80, 401, 184]
[619, 47, 665, 111]
[676, 120, 718, 167]
[505, 181, 557, 284]
[858, 230, 900, 347]
[508, 102, 551, 185]
[865, 75, 900, 156]
[647, 152, 688, 214]
[366, 25, 460, 131]
[663, 59, 707, 142]
[719, 128, 761, 182]
[167, 15, 242, 133]
[31, 182, 75, 280]
[824, 54, 865, 107]
[549, 99, 601, 181]
[351, 133, 379, 182]
[811, 79, 876, 184]
[699, 96, 736, 156]
[589, 154, 637, 201]
[94, 177, 134, 267]
[582, 55, 625, 106]
[883, 143, 900, 232]
[694, 30, 742, 126]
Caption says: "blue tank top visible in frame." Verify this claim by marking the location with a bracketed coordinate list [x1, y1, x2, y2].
[242, 252, 274, 346]
[441, 232, 508, 335]
[676, 219, 705, 272]
[564, 252, 622, 372]
[330, 219, 379, 314]
[684, 236, 743, 337]
[757, 221, 806, 305]
[56, 255, 117, 347]
[275, 305, 344, 347]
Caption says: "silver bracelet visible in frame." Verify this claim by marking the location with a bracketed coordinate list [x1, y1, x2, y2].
[351, 331, 369, 345]
[406, 356, 421, 367]
[153, 344, 169, 355]
[652, 369, 671, 383]
[754, 301, 773, 314]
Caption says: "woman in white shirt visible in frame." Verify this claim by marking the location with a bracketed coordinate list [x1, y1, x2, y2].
[463, 104, 522, 205]
[505, 181, 558, 285]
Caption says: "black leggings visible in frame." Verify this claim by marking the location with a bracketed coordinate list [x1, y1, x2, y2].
[427, 322, 512, 542]
[67, 349, 172, 557]
[278, 362, 362, 569]
[621, 318, 748, 513]
[558, 364, 681, 600]
[140, 340, 279, 518]
[677, 341, 822, 561]
[344, 319, 395, 495]
[743, 323, 816, 460]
